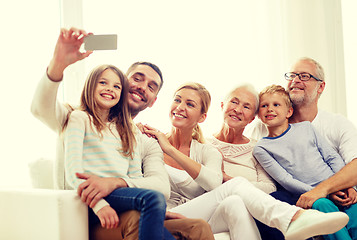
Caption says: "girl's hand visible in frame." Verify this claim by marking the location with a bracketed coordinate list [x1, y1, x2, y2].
[48, 27, 93, 81]
[143, 125, 173, 153]
[96, 205, 119, 229]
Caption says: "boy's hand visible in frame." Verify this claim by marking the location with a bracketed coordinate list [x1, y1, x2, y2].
[330, 191, 348, 206]
[346, 187, 357, 205]
[330, 188, 357, 207]
[96, 206, 119, 229]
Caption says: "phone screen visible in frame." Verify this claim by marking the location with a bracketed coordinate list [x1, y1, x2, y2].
[84, 34, 117, 51]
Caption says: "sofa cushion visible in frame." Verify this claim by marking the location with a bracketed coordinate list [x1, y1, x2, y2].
[0, 189, 88, 240]
[28, 158, 54, 189]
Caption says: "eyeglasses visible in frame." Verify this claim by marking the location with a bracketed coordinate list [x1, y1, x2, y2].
[284, 72, 323, 82]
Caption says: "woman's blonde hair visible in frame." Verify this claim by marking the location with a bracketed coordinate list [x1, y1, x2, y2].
[174, 82, 211, 143]
[64, 64, 136, 159]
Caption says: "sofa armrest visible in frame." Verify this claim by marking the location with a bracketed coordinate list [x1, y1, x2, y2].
[0, 188, 88, 240]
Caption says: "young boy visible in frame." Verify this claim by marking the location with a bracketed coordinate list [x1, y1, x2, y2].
[253, 84, 357, 240]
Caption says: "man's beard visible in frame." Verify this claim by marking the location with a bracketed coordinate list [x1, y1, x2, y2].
[290, 93, 305, 106]
[290, 86, 319, 106]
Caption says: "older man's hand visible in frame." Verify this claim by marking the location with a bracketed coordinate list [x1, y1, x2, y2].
[296, 187, 328, 209]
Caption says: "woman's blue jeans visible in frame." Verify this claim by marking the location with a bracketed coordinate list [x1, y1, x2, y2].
[88, 187, 175, 240]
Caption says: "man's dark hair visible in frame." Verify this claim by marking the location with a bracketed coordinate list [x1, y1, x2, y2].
[126, 62, 164, 91]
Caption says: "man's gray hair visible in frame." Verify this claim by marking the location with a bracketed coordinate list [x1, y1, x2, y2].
[298, 57, 325, 81]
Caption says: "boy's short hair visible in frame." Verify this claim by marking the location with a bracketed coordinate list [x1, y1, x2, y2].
[259, 84, 292, 108]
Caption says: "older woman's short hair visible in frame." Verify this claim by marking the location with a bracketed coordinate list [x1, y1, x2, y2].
[224, 84, 259, 114]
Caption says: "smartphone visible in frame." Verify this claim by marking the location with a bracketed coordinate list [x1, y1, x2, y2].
[84, 34, 117, 51]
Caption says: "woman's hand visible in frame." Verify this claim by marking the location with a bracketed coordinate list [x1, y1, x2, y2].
[143, 124, 174, 154]
[136, 122, 157, 139]
[48, 27, 93, 81]
[136, 122, 145, 133]
[143, 125, 202, 180]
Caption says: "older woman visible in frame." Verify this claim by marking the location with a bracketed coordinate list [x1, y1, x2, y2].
[207, 85, 276, 193]
[142, 82, 348, 240]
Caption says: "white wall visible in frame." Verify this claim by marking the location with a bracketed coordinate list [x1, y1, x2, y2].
[342, 0, 357, 124]
[0, 0, 60, 188]
[281, 0, 346, 116]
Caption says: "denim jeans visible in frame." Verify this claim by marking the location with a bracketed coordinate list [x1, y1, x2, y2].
[88, 187, 175, 240]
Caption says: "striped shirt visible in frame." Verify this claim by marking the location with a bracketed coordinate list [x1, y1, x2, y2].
[64, 110, 142, 212]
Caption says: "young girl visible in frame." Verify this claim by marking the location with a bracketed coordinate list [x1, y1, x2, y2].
[63, 64, 174, 240]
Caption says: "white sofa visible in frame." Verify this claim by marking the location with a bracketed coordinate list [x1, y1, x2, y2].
[0, 158, 230, 240]
[0, 188, 88, 240]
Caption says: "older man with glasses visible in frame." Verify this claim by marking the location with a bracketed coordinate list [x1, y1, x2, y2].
[247, 57, 357, 240]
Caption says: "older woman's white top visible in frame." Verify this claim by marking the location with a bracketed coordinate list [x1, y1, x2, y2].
[207, 136, 276, 194]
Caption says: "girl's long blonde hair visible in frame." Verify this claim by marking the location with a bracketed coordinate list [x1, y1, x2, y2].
[64, 64, 136, 159]
[174, 82, 211, 143]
